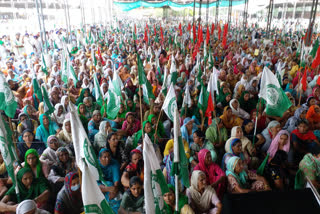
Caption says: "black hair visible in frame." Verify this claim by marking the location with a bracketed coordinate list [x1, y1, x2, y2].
[297, 119, 309, 126]
[311, 145, 320, 156]
[194, 130, 205, 141]
[129, 176, 142, 187]
[106, 132, 117, 142]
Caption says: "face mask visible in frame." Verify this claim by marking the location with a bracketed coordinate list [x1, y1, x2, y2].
[71, 184, 80, 192]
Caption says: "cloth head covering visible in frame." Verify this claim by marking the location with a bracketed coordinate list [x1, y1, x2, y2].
[92, 110, 100, 117]
[24, 149, 42, 178]
[56, 147, 68, 157]
[267, 120, 280, 130]
[61, 95, 68, 112]
[188, 170, 216, 212]
[98, 121, 110, 138]
[226, 156, 248, 188]
[306, 105, 320, 122]
[64, 172, 79, 202]
[39, 113, 56, 144]
[164, 184, 188, 214]
[267, 130, 290, 159]
[47, 135, 58, 144]
[16, 199, 39, 214]
[54, 103, 65, 124]
[62, 118, 72, 142]
[163, 139, 174, 157]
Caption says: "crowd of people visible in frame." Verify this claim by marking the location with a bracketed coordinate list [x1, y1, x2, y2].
[0, 16, 320, 214]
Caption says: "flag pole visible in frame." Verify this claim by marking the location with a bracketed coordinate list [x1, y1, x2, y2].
[155, 109, 163, 137]
[138, 85, 144, 142]
[7, 118, 19, 157]
[252, 99, 261, 145]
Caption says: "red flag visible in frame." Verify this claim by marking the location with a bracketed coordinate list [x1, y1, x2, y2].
[144, 29, 148, 44]
[206, 25, 210, 45]
[311, 45, 320, 68]
[160, 26, 164, 42]
[301, 67, 308, 91]
[179, 23, 182, 36]
[205, 92, 214, 125]
[218, 24, 221, 40]
[211, 23, 215, 35]
[273, 39, 277, 46]
[187, 23, 191, 31]
[97, 47, 105, 66]
[153, 24, 157, 36]
[193, 24, 196, 43]
[222, 24, 228, 48]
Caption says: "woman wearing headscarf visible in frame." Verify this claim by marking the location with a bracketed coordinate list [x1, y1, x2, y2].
[54, 172, 84, 214]
[23, 105, 39, 122]
[35, 114, 60, 146]
[163, 139, 190, 186]
[124, 79, 137, 100]
[16, 199, 50, 214]
[40, 135, 63, 167]
[222, 138, 246, 171]
[125, 99, 136, 112]
[306, 105, 320, 130]
[242, 119, 265, 148]
[302, 96, 317, 110]
[267, 130, 291, 162]
[229, 99, 250, 120]
[23, 149, 49, 179]
[163, 184, 194, 214]
[17, 112, 38, 136]
[98, 148, 122, 213]
[187, 170, 222, 214]
[238, 91, 256, 114]
[181, 117, 198, 146]
[261, 120, 281, 153]
[119, 176, 144, 214]
[77, 103, 88, 132]
[88, 110, 103, 141]
[52, 104, 65, 127]
[57, 118, 72, 145]
[225, 126, 258, 169]
[226, 156, 270, 193]
[220, 106, 243, 130]
[190, 130, 217, 167]
[75, 88, 95, 106]
[194, 149, 226, 200]
[121, 112, 141, 137]
[48, 147, 77, 192]
[291, 119, 320, 165]
[283, 106, 308, 133]
[1, 168, 50, 205]
[148, 114, 166, 138]
[94, 121, 112, 154]
[106, 132, 126, 171]
[246, 77, 259, 98]
[121, 149, 143, 189]
[18, 129, 46, 162]
[60, 95, 69, 113]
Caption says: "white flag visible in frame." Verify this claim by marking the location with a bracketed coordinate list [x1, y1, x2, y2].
[182, 86, 192, 108]
[162, 84, 177, 121]
[207, 67, 220, 101]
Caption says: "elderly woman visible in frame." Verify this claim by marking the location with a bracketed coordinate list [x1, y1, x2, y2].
[54, 172, 84, 214]
[226, 156, 270, 193]
[18, 129, 46, 162]
[261, 120, 281, 153]
[88, 110, 103, 141]
[35, 114, 60, 146]
[229, 99, 250, 120]
[48, 147, 77, 193]
[1, 168, 50, 206]
[52, 104, 65, 127]
[194, 149, 226, 200]
[187, 170, 222, 214]
[40, 135, 63, 167]
[93, 121, 112, 154]
[98, 148, 122, 213]
[16, 199, 50, 214]
[57, 118, 72, 145]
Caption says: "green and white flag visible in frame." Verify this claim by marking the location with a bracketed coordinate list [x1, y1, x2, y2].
[0, 117, 19, 201]
[171, 107, 190, 187]
[143, 134, 169, 214]
[138, 54, 155, 105]
[91, 49, 97, 66]
[198, 83, 209, 113]
[106, 81, 121, 120]
[180, 85, 191, 116]
[32, 71, 43, 102]
[170, 55, 178, 85]
[70, 104, 114, 214]
[61, 51, 68, 84]
[93, 73, 104, 107]
[0, 73, 17, 118]
[162, 84, 177, 121]
[259, 67, 292, 117]
[161, 66, 169, 96]
[67, 57, 78, 87]
[41, 53, 48, 75]
[41, 85, 55, 115]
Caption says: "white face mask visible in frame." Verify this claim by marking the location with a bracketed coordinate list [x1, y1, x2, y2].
[71, 184, 80, 192]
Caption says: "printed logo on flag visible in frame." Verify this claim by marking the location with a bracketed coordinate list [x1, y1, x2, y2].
[266, 84, 280, 106]
[83, 139, 97, 167]
[0, 82, 14, 103]
[168, 98, 177, 120]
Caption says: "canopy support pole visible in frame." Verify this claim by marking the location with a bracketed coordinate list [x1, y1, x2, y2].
[266, 0, 274, 39]
[306, 0, 318, 46]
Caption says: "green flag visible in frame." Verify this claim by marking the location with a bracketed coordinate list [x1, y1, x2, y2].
[0, 74, 18, 118]
[41, 85, 54, 115]
[259, 67, 292, 117]
[137, 54, 155, 105]
[169, 55, 178, 85]
[41, 54, 48, 75]
[171, 108, 190, 187]
[198, 83, 209, 113]
[161, 84, 177, 121]
[310, 39, 319, 58]
[67, 57, 78, 87]
[32, 73, 43, 102]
